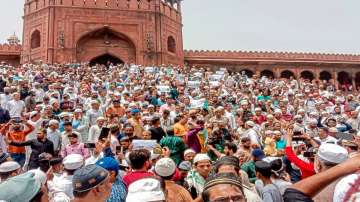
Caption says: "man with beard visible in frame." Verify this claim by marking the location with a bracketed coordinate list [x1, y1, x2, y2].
[7, 128, 54, 172]
[312, 144, 348, 202]
[118, 123, 135, 141]
[208, 142, 237, 158]
[149, 116, 166, 143]
[236, 137, 252, 155]
[106, 99, 125, 119]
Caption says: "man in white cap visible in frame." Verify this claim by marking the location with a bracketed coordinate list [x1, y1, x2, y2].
[47, 119, 62, 154]
[47, 154, 84, 200]
[154, 157, 193, 202]
[186, 153, 212, 198]
[209, 106, 229, 129]
[6, 92, 25, 118]
[86, 100, 103, 126]
[88, 116, 106, 142]
[242, 121, 261, 146]
[313, 143, 348, 201]
[305, 118, 319, 137]
[72, 108, 89, 142]
[184, 148, 196, 163]
[126, 178, 166, 202]
[314, 127, 338, 144]
[24, 110, 44, 169]
[0, 161, 21, 181]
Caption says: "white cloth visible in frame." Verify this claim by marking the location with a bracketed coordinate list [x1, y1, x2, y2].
[86, 109, 103, 126]
[0, 135, 7, 153]
[47, 128, 62, 151]
[0, 94, 11, 108]
[314, 136, 338, 144]
[242, 128, 261, 145]
[88, 125, 101, 143]
[225, 111, 236, 130]
[34, 88, 45, 103]
[61, 131, 82, 150]
[333, 174, 359, 202]
[110, 135, 120, 154]
[6, 100, 25, 118]
[85, 152, 104, 166]
[47, 173, 74, 200]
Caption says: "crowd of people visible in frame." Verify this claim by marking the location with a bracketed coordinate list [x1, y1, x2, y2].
[0, 62, 359, 202]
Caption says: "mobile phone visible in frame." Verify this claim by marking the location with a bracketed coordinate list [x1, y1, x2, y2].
[116, 146, 123, 154]
[84, 143, 96, 149]
[336, 132, 354, 141]
[293, 131, 302, 136]
[98, 127, 110, 140]
[119, 164, 130, 171]
[13, 117, 22, 123]
[303, 151, 315, 158]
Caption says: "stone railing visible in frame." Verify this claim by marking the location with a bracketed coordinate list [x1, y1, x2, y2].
[184, 50, 360, 63]
[0, 44, 22, 56]
[24, 0, 181, 21]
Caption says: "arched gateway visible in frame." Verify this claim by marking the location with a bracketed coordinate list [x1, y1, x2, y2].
[76, 27, 135, 64]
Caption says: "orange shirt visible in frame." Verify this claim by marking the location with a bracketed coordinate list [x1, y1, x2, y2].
[106, 106, 125, 118]
[174, 123, 188, 137]
[7, 131, 29, 153]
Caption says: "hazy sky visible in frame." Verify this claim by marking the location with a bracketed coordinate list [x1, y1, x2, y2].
[1, 0, 359, 54]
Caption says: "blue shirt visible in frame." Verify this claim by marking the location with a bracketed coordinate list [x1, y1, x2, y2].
[107, 176, 127, 202]
[276, 140, 286, 150]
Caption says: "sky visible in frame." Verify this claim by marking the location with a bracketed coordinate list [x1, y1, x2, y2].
[1, 0, 359, 54]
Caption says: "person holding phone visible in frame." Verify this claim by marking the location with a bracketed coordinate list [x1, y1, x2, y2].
[6, 128, 54, 172]
[0, 118, 34, 166]
[109, 125, 120, 154]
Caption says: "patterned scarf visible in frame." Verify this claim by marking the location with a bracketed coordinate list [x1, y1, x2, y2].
[186, 170, 206, 196]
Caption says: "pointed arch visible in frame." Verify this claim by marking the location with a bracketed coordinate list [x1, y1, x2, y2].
[260, 70, 275, 79]
[167, 36, 176, 53]
[300, 71, 315, 81]
[30, 29, 41, 49]
[280, 70, 296, 79]
[76, 27, 136, 63]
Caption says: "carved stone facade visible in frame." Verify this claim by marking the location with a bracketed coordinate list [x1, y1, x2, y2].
[21, 0, 184, 65]
[0, 44, 21, 67]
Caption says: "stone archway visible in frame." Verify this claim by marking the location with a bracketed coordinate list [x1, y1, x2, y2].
[280, 70, 295, 79]
[89, 53, 124, 66]
[319, 71, 332, 81]
[260, 70, 275, 79]
[300, 71, 315, 81]
[338, 71, 352, 86]
[241, 69, 254, 78]
[76, 27, 136, 63]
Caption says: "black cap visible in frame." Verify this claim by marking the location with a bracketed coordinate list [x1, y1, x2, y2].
[68, 133, 78, 138]
[63, 121, 72, 126]
[73, 164, 109, 193]
[49, 157, 63, 166]
[215, 156, 240, 173]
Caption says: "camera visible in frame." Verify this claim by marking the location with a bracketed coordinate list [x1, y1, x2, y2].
[84, 143, 96, 149]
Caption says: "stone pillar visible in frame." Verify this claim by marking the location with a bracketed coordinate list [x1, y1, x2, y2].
[333, 71, 338, 90]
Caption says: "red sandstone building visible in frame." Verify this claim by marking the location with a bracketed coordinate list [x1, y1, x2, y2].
[0, 0, 360, 88]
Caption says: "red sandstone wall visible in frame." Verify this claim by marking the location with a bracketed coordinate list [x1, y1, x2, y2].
[0, 44, 22, 67]
[22, 0, 184, 66]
